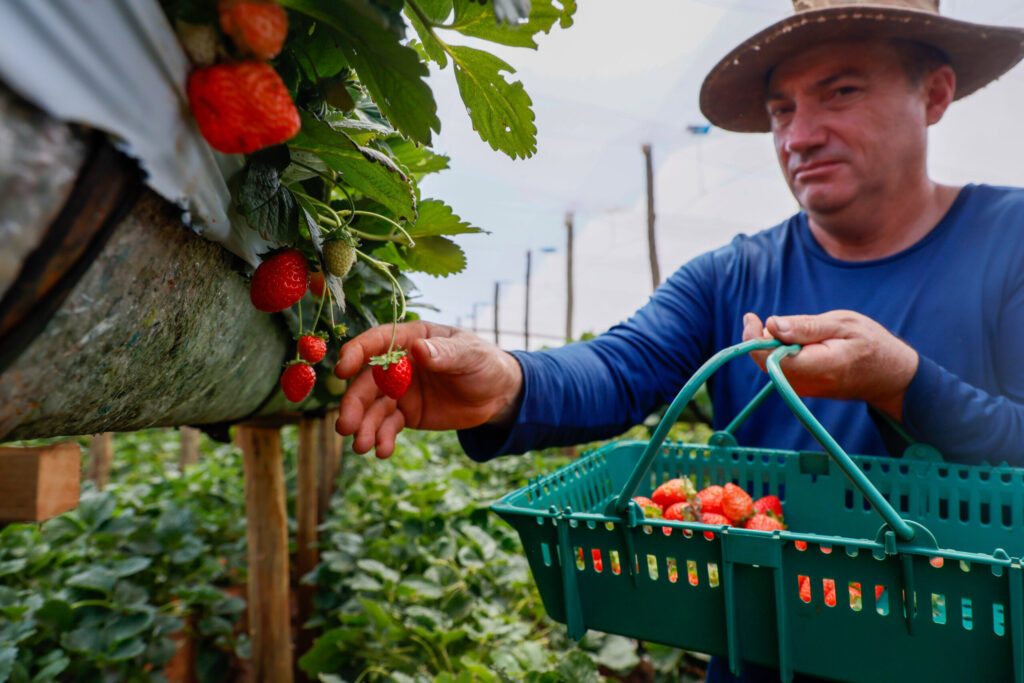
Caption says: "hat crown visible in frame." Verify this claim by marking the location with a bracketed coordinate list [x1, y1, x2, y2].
[793, 0, 938, 13]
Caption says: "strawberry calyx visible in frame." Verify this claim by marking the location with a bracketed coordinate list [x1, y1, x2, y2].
[369, 348, 407, 370]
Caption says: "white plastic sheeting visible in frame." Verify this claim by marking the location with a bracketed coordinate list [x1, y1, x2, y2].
[0, 0, 272, 266]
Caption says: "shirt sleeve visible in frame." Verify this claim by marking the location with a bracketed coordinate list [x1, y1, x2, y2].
[902, 259, 1024, 466]
[458, 252, 720, 462]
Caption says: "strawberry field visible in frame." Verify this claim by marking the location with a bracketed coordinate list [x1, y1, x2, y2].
[0, 427, 710, 682]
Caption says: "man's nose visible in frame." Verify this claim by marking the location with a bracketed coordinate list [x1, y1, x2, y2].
[783, 105, 827, 156]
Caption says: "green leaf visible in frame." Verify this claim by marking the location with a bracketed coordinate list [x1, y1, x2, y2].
[0, 559, 26, 577]
[280, 0, 440, 145]
[294, 19, 349, 81]
[67, 566, 119, 595]
[401, 236, 466, 277]
[408, 199, 483, 238]
[593, 635, 640, 672]
[355, 558, 400, 584]
[239, 150, 300, 244]
[35, 599, 74, 633]
[109, 611, 155, 644]
[460, 523, 497, 560]
[30, 650, 69, 681]
[406, 8, 448, 67]
[111, 556, 151, 578]
[108, 637, 146, 662]
[0, 645, 15, 683]
[416, 0, 453, 22]
[386, 139, 450, 177]
[449, 45, 536, 159]
[298, 628, 349, 676]
[289, 114, 416, 221]
[450, 0, 575, 48]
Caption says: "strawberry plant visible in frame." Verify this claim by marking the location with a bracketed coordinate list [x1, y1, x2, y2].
[160, 0, 578, 401]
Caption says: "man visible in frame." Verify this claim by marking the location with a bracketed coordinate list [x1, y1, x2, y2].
[336, 0, 1024, 679]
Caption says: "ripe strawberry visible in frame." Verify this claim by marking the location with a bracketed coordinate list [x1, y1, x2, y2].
[799, 575, 811, 603]
[651, 477, 698, 509]
[297, 335, 327, 363]
[721, 483, 754, 524]
[743, 513, 785, 532]
[663, 501, 699, 522]
[370, 351, 412, 400]
[219, 0, 288, 60]
[753, 495, 783, 520]
[697, 485, 724, 516]
[250, 249, 309, 312]
[310, 272, 326, 298]
[188, 61, 300, 155]
[281, 362, 315, 402]
[699, 512, 731, 540]
[591, 549, 603, 572]
[323, 240, 357, 279]
[632, 496, 662, 518]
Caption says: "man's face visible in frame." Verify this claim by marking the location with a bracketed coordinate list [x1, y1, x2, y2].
[766, 41, 930, 216]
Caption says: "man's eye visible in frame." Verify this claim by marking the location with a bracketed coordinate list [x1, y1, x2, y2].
[832, 86, 859, 99]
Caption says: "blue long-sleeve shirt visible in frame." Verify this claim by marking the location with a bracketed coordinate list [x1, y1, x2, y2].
[460, 184, 1024, 465]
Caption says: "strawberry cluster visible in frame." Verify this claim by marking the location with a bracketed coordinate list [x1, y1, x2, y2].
[633, 480, 786, 536]
[179, 0, 299, 155]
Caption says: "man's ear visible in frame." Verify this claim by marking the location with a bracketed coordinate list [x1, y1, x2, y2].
[924, 64, 956, 126]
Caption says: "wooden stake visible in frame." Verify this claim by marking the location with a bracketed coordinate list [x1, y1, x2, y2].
[642, 143, 660, 291]
[295, 418, 318, 669]
[179, 426, 200, 472]
[239, 425, 293, 683]
[317, 410, 342, 523]
[87, 432, 113, 490]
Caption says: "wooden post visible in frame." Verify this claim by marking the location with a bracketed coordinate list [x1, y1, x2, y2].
[238, 425, 293, 683]
[317, 409, 342, 522]
[295, 418, 318, 670]
[0, 441, 81, 522]
[524, 250, 531, 351]
[87, 432, 113, 490]
[642, 143, 660, 291]
[179, 426, 200, 472]
[565, 212, 574, 343]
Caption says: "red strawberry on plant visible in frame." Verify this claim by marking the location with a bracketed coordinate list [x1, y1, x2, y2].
[651, 477, 698, 509]
[370, 350, 412, 400]
[281, 361, 315, 402]
[753, 495, 783, 521]
[297, 334, 327, 364]
[219, 0, 288, 60]
[310, 272, 326, 298]
[697, 485, 724, 516]
[721, 483, 754, 524]
[743, 513, 785, 532]
[250, 249, 309, 312]
[187, 61, 300, 155]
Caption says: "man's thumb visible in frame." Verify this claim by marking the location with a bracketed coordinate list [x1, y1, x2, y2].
[412, 337, 462, 372]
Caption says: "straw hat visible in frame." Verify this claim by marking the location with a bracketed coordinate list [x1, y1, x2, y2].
[699, 0, 1024, 133]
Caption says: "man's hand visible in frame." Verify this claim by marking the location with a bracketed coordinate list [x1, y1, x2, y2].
[334, 321, 524, 458]
[741, 310, 919, 421]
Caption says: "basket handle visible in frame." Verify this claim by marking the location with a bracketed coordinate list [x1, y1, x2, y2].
[611, 340, 917, 542]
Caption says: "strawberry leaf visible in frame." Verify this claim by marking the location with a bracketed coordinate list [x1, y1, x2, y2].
[449, 0, 575, 48]
[407, 199, 484, 238]
[238, 151, 300, 244]
[290, 113, 416, 221]
[448, 45, 536, 159]
[385, 140, 450, 178]
[400, 236, 466, 277]
[280, 0, 441, 146]
[295, 197, 347, 312]
[406, 9, 448, 67]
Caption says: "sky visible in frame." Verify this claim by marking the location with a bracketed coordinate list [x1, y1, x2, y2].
[412, 0, 1024, 350]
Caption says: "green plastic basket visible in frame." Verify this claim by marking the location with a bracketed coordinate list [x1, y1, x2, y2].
[492, 340, 1024, 682]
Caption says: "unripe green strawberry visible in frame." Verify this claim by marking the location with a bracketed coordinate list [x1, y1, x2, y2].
[323, 240, 357, 278]
[281, 362, 315, 403]
[250, 249, 309, 312]
[297, 335, 327, 363]
[176, 20, 218, 66]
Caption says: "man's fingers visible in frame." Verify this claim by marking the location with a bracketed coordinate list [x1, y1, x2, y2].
[336, 370, 378, 435]
[765, 311, 851, 344]
[742, 312, 771, 371]
[374, 410, 406, 459]
[335, 321, 441, 379]
[353, 396, 395, 453]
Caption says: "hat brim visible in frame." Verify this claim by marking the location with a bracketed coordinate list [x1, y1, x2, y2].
[699, 7, 1024, 133]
